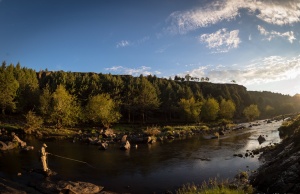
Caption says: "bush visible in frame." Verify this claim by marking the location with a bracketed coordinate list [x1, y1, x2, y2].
[144, 126, 161, 136]
[199, 125, 210, 131]
[24, 111, 43, 134]
[278, 114, 300, 138]
[162, 125, 174, 132]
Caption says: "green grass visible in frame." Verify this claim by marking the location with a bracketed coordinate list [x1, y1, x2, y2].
[176, 178, 253, 194]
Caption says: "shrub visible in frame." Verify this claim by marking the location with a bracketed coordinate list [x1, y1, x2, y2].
[162, 125, 174, 132]
[199, 125, 210, 131]
[24, 111, 43, 134]
[278, 114, 300, 138]
[144, 126, 161, 136]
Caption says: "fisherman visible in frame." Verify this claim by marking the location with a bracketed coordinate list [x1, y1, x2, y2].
[40, 143, 50, 175]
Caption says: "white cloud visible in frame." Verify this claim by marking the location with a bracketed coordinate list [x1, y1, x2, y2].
[105, 66, 161, 76]
[257, 25, 296, 43]
[167, 0, 300, 34]
[185, 55, 300, 88]
[199, 28, 240, 53]
[116, 40, 130, 48]
[116, 36, 150, 48]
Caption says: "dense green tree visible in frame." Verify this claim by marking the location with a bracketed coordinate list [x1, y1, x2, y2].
[201, 98, 220, 121]
[134, 76, 160, 123]
[178, 97, 202, 122]
[160, 82, 177, 121]
[243, 104, 260, 121]
[219, 99, 236, 120]
[14, 64, 39, 112]
[1, 62, 298, 125]
[0, 62, 19, 114]
[49, 85, 81, 128]
[39, 85, 52, 117]
[24, 110, 43, 134]
[86, 94, 121, 128]
[121, 76, 136, 123]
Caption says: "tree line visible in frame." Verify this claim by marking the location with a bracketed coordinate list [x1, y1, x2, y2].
[1, 62, 299, 128]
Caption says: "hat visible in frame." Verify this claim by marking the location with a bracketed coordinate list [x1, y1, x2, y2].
[43, 143, 47, 148]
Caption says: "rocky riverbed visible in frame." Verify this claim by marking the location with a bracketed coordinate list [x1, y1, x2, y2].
[250, 114, 300, 193]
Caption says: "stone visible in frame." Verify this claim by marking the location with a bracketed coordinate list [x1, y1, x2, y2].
[103, 129, 115, 138]
[22, 146, 34, 151]
[34, 180, 103, 194]
[121, 135, 127, 143]
[258, 135, 266, 144]
[98, 142, 108, 150]
[120, 140, 130, 150]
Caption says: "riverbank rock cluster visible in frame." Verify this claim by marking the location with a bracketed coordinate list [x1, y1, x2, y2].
[0, 130, 34, 151]
[73, 124, 250, 151]
[30, 180, 104, 194]
[250, 115, 300, 193]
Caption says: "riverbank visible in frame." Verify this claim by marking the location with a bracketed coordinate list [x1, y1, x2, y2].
[0, 114, 294, 193]
[250, 114, 300, 193]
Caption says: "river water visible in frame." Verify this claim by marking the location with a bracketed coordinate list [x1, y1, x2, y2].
[0, 120, 282, 193]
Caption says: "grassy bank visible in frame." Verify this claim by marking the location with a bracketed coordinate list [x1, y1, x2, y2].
[176, 175, 253, 194]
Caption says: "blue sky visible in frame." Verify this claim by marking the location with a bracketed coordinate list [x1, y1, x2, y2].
[1, 0, 300, 96]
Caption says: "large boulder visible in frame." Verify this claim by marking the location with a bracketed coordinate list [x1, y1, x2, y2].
[121, 135, 127, 143]
[98, 142, 108, 150]
[88, 137, 99, 145]
[0, 141, 18, 151]
[32, 180, 104, 194]
[258, 135, 266, 144]
[58, 181, 103, 194]
[120, 140, 130, 150]
[146, 136, 156, 144]
[103, 129, 115, 138]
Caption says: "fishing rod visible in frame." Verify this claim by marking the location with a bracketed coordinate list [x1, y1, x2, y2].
[48, 153, 97, 169]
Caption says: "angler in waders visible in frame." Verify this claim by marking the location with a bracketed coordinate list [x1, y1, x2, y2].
[40, 143, 51, 176]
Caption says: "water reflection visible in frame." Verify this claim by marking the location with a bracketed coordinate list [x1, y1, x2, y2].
[0, 120, 282, 193]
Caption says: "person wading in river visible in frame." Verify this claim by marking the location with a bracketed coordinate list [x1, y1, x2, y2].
[40, 143, 50, 175]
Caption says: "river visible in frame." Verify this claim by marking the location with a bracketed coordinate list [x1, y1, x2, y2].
[0, 120, 282, 193]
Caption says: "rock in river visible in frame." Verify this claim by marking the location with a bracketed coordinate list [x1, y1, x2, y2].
[257, 135, 266, 144]
[120, 140, 130, 150]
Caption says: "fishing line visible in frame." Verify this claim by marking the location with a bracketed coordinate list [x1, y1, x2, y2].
[48, 153, 98, 169]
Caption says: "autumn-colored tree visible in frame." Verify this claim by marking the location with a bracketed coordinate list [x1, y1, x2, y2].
[243, 104, 260, 121]
[201, 98, 220, 121]
[219, 99, 236, 120]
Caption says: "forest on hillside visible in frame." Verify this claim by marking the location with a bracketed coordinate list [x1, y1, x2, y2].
[1, 62, 299, 128]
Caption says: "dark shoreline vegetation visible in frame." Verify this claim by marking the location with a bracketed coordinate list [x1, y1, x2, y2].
[1, 62, 300, 193]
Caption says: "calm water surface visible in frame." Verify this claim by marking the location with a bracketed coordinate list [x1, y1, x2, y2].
[0, 120, 282, 193]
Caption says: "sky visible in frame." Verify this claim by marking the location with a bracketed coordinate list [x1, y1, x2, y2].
[0, 0, 300, 96]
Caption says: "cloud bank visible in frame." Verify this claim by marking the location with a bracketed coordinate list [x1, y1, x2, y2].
[168, 0, 300, 34]
[186, 55, 300, 86]
[199, 28, 240, 53]
[257, 25, 296, 43]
